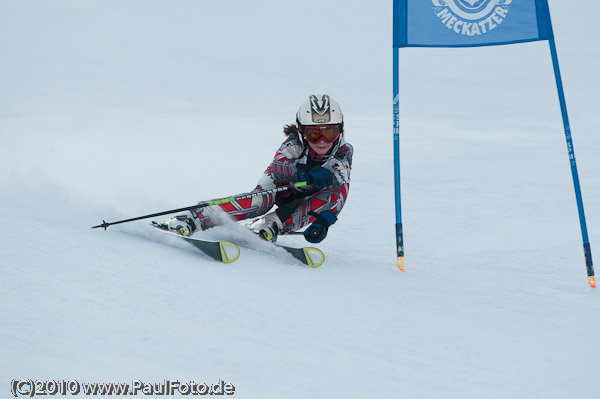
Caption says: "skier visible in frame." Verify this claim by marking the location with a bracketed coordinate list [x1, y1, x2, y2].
[158, 94, 353, 243]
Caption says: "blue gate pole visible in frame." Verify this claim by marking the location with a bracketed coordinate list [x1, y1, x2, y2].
[548, 38, 595, 288]
[393, 47, 405, 272]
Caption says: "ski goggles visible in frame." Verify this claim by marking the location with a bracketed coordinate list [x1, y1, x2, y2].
[302, 124, 341, 143]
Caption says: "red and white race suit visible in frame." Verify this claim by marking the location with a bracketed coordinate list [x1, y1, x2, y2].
[191, 133, 353, 233]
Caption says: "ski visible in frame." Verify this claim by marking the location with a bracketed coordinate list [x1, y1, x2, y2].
[150, 222, 322, 267]
[275, 244, 325, 268]
[234, 239, 324, 268]
[243, 230, 325, 267]
[151, 223, 240, 264]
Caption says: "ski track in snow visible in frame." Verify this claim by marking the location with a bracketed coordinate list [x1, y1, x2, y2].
[1, 1, 599, 398]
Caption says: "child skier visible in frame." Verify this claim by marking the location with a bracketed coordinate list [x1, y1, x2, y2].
[159, 94, 353, 243]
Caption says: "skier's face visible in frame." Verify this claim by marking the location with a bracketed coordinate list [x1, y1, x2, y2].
[302, 124, 340, 156]
[308, 139, 334, 156]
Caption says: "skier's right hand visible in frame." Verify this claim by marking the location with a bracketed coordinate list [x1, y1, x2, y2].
[298, 165, 333, 189]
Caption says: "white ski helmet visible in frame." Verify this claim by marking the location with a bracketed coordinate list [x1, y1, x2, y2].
[296, 94, 344, 133]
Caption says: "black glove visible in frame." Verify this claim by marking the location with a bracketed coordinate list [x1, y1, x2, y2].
[297, 165, 333, 189]
[304, 211, 337, 243]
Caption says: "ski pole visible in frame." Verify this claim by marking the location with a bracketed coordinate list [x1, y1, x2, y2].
[91, 182, 309, 230]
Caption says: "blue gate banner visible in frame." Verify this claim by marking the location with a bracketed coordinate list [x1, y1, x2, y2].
[394, 0, 553, 48]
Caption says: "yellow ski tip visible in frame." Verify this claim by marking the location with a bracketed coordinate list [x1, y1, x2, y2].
[303, 247, 325, 268]
[397, 256, 405, 272]
[219, 242, 240, 264]
[589, 276, 596, 288]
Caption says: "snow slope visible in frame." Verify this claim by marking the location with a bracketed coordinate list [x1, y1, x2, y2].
[1, 1, 599, 398]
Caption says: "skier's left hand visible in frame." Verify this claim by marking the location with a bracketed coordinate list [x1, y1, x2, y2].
[304, 211, 337, 243]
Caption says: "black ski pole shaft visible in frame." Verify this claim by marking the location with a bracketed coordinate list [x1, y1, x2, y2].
[91, 182, 309, 230]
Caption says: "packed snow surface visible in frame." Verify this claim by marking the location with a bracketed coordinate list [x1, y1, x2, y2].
[1, 1, 599, 398]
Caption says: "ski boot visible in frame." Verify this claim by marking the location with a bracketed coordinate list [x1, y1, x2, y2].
[153, 213, 198, 237]
[248, 212, 283, 243]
